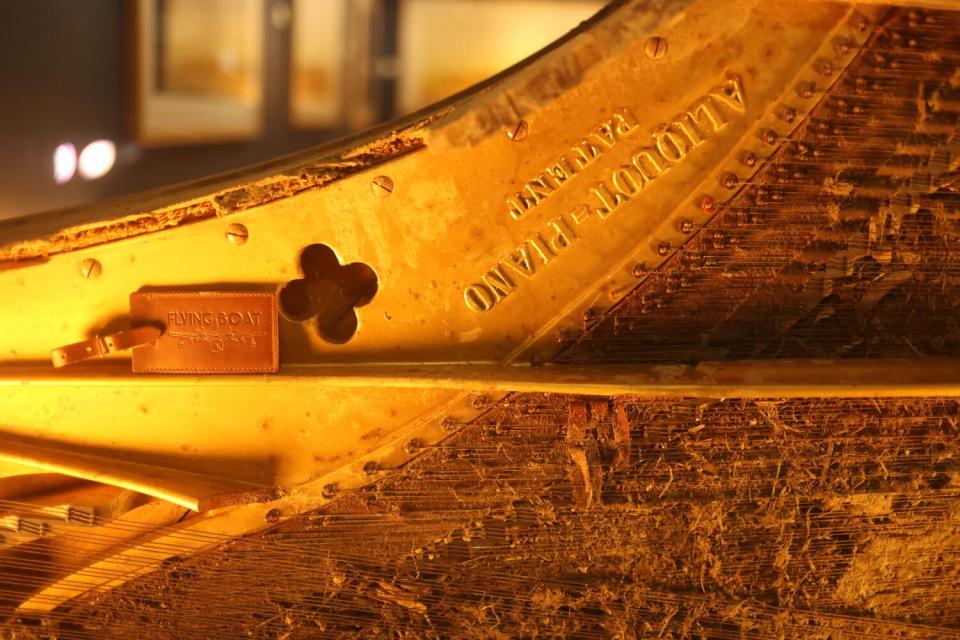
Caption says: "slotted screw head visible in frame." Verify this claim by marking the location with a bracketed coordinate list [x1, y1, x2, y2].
[644, 36, 668, 59]
[79, 258, 101, 279]
[507, 120, 529, 141]
[225, 223, 248, 245]
[371, 175, 393, 197]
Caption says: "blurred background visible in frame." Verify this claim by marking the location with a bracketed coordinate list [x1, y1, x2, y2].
[0, 0, 604, 220]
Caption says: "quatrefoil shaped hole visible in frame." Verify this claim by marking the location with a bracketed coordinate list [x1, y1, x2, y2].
[279, 244, 378, 344]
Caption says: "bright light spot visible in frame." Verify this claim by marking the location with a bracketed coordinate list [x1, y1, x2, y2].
[78, 140, 116, 180]
[53, 143, 77, 184]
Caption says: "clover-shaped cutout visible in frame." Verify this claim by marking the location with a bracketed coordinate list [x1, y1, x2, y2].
[279, 244, 378, 344]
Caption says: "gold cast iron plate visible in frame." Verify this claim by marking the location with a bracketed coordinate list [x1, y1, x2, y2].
[130, 291, 279, 374]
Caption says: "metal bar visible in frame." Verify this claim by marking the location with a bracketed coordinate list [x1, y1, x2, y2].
[0, 435, 282, 511]
[1, 358, 957, 398]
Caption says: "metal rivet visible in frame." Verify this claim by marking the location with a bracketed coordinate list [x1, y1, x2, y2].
[853, 13, 869, 32]
[507, 120, 529, 141]
[472, 394, 490, 410]
[265, 508, 282, 523]
[321, 483, 337, 499]
[405, 438, 422, 454]
[440, 416, 458, 432]
[362, 460, 379, 477]
[763, 129, 779, 146]
[657, 242, 671, 256]
[225, 223, 248, 245]
[741, 151, 757, 168]
[632, 262, 647, 278]
[644, 36, 668, 60]
[722, 173, 739, 190]
[700, 195, 717, 213]
[836, 39, 852, 55]
[798, 81, 816, 99]
[79, 258, 102, 280]
[371, 175, 393, 197]
[818, 61, 834, 76]
[582, 308, 598, 323]
[781, 107, 797, 124]
[680, 218, 694, 233]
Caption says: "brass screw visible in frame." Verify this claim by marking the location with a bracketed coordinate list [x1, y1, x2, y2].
[225, 223, 248, 245]
[722, 173, 739, 190]
[507, 120, 529, 141]
[680, 218, 694, 233]
[798, 81, 816, 99]
[781, 107, 797, 123]
[362, 460, 379, 477]
[582, 308, 598, 323]
[818, 61, 834, 76]
[440, 416, 458, 432]
[657, 241, 671, 256]
[371, 175, 394, 197]
[644, 36, 668, 59]
[700, 195, 717, 213]
[632, 262, 646, 278]
[404, 438, 422, 454]
[741, 151, 757, 168]
[472, 394, 490, 410]
[265, 508, 282, 524]
[79, 258, 102, 280]
[763, 129, 779, 146]
[321, 483, 337, 499]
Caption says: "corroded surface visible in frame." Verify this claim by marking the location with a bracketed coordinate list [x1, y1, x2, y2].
[28, 395, 960, 638]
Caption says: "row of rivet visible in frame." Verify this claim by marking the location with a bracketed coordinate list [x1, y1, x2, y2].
[530, 8, 882, 354]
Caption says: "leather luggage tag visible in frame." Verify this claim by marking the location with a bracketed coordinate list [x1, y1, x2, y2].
[130, 291, 279, 374]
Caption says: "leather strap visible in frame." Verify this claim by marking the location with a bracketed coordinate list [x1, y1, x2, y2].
[51, 326, 163, 368]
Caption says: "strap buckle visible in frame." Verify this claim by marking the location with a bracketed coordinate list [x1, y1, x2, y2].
[51, 326, 163, 368]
